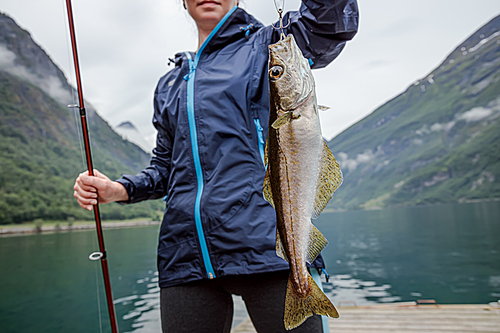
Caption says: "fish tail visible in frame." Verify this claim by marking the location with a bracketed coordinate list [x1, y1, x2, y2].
[284, 273, 339, 330]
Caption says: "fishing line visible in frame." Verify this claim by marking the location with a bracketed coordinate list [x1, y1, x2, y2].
[94, 257, 104, 333]
[273, 0, 285, 13]
[89, 215, 104, 333]
[61, 0, 87, 170]
[60, 0, 75, 104]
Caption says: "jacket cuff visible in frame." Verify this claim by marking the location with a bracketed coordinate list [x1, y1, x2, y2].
[115, 176, 136, 204]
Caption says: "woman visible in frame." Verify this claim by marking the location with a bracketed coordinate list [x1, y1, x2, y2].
[74, 0, 358, 331]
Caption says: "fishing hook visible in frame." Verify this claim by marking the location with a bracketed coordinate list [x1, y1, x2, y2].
[272, 0, 290, 40]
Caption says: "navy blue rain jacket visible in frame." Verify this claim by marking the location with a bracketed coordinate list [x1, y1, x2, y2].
[117, 0, 358, 288]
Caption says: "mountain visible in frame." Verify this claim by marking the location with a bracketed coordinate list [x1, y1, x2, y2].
[116, 121, 137, 131]
[115, 121, 151, 153]
[0, 13, 162, 224]
[327, 15, 500, 210]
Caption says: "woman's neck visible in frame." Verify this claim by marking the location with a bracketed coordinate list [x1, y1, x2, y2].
[196, 21, 218, 51]
[197, 31, 209, 51]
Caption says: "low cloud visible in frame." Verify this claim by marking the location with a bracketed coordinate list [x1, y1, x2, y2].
[337, 149, 375, 172]
[430, 121, 456, 132]
[417, 102, 497, 136]
[457, 107, 492, 122]
[0, 44, 16, 67]
[415, 125, 429, 136]
[0, 44, 71, 105]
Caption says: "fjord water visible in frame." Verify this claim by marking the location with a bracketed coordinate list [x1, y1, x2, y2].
[1, 201, 499, 332]
[317, 201, 500, 306]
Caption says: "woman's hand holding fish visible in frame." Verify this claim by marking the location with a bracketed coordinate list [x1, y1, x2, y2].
[73, 169, 129, 210]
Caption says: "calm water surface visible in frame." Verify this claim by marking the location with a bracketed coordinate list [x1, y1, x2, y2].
[1, 201, 499, 332]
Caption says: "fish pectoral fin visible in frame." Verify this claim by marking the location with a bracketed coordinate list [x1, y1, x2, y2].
[263, 166, 274, 208]
[276, 230, 288, 262]
[311, 141, 344, 219]
[284, 273, 339, 330]
[271, 111, 300, 129]
[318, 105, 330, 111]
[306, 224, 328, 264]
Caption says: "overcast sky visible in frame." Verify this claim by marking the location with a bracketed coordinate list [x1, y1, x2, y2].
[1, 0, 500, 151]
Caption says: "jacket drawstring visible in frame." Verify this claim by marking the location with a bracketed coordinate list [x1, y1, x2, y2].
[239, 24, 254, 39]
[321, 268, 330, 283]
[183, 58, 196, 81]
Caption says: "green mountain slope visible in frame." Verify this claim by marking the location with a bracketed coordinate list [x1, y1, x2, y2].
[328, 15, 500, 210]
[0, 13, 162, 224]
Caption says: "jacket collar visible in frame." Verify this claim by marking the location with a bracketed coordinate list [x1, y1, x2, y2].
[173, 7, 263, 66]
[203, 7, 264, 53]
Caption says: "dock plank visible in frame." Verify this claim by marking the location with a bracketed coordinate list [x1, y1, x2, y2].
[230, 304, 500, 333]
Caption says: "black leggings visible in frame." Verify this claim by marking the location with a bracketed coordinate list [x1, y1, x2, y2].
[160, 270, 323, 333]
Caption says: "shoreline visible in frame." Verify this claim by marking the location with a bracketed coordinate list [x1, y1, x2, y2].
[3, 199, 499, 235]
[0, 219, 161, 236]
[0, 198, 500, 237]
[323, 197, 500, 213]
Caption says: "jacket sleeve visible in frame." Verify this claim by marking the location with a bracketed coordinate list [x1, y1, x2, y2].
[115, 86, 172, 204]
[271, 0, 359, 69]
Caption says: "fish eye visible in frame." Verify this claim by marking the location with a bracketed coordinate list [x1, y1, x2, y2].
[269, 65, 284, 80]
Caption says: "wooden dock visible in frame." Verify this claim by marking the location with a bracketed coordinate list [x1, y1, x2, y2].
[231, 302, 500, 333]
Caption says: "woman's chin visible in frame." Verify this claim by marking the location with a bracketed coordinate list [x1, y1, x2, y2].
[196, 12, 225, 27]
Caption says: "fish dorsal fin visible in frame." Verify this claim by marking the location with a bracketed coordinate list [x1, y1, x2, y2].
[263, 165, 274, 208]
[306, 224, 328, 264]
[311, 141, 343, 219]
[276, 229, 288, 262]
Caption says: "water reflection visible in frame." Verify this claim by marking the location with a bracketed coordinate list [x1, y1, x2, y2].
[114, 270, 249, 332]
[323, 274, 401, 306]
[115, 271, 161, 333]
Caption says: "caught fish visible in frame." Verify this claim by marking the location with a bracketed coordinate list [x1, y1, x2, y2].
[263, 34, 343, 330]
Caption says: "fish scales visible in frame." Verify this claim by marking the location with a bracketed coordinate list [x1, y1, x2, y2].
[270, 92, 321, 295]
[263, 34, 343, 330]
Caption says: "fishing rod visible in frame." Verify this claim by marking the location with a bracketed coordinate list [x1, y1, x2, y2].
[64, 1, 119, 332]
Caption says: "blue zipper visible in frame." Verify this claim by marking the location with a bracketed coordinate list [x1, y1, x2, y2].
[183, 6, 238, 279]
[254, 119, 265, 166]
